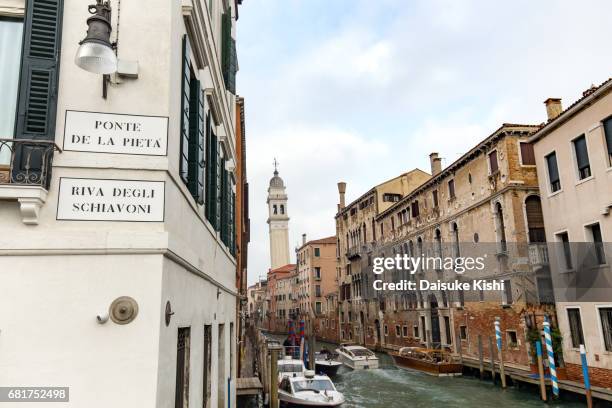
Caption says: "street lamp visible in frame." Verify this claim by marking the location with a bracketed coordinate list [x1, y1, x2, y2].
[74, 0, 117, 75]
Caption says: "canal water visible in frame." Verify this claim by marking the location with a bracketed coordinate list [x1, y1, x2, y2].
[269, 335, 585, 408]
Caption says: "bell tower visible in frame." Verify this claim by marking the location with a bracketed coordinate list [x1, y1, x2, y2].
[267, 159, 290, 269]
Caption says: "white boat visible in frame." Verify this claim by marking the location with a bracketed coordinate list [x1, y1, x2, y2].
[334, 344, 379, 370]
[277, 356, 306, 383]
[314, 349, 342, 376]
[278, 370, 345, 407]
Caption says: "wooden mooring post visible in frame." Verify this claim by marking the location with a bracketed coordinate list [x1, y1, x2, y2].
[488, 336, 496, 384]
[477, 335, 484, 380]
[536, 340, 547, 401]
[269, 345, 281, 408]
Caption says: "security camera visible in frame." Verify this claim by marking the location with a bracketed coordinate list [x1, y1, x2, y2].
[96, 312, 110, 324]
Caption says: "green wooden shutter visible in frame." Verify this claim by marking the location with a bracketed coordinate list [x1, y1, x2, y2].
[180, 35, 191, 184]
[15, 0, 64, 141]
[221, 12, 231, 90]
[605, 117, 612, 158]
[215, 144, 222, 231]
[206, 131, 219, 230]
[220, 165, 228, 245]
[205, 114, 214, 223]
[196, 95, 205, 205]
[228, 38, 237, 94]
[187, 79, 204, 201]
[230, 189, 236, 255]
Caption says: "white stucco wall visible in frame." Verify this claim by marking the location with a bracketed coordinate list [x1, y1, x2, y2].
[0, 0, 239, 406]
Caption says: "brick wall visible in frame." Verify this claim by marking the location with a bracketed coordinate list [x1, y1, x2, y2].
[565, 363, 612, 388]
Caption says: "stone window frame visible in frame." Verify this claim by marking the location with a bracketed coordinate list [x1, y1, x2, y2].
[506, 330, 519, 349]
[570, 133, 594, 184]
[459, 325, 468, 340]
[487, 148, 499, 175]
[596, 304, 612, 353]
[517, 139, 537, 167]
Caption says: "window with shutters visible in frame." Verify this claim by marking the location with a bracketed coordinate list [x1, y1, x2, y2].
[448, 179, 455, 199]
[221, 8, 237, 94]
[556, 231, 573, 270]
[175, 327, 191, 408]
[586, 223, 606, 265]
[0, 17, 24, 166]
[572, 135, 591, 180]
[502, 279, 512, 305]
[203, 325, 212, 406]
[604, 117, 612, 167]
[220, 163, 229, 246]
[519, 142, 536, 165]
[9, 0, 63, 187]
[432, 189, 438, 208]
[180, 36, 206, 203]
[411, 200, 419, 217]
[525, 195, 546, 243]
[488, 150, 498, 174]
[545, 152, 561, 192]
[15, 0, 63, 142]
[567, 308, 584, 348]
[599, 307, 612, 352]
[205, 126, 219, 229]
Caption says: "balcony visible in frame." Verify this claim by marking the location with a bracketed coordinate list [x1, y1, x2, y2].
[529, 243, 549, 267]
[346, 245, 361, 260]
[0, 139, 61, 225]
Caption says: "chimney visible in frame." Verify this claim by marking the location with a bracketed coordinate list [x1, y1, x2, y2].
[302, 234, 307, 245]
[544, 98, 562, 121]
[337, 182, 346, 209]
[429, 152, 442, 176]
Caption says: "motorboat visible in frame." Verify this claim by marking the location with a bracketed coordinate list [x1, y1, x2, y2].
[277, 356, 306, 383]
[314, 349, 342, 377]
[278, 370, 345, 407]
[389, 347, 462, 376]
[334, 344, 379, 370]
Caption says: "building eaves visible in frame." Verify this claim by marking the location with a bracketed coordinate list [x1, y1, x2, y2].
[375, 123, 540, 220]
[528, 77, 612, 143]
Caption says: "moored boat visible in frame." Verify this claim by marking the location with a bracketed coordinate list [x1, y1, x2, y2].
[278, 370, 345, 407]
[314, 349, 342, 377]
[277, 356, 307, 383]
[389, 347, 462, 376]
[334, 344, 379, 370]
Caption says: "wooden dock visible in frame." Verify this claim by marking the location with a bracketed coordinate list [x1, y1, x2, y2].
[236, 377, 263, 396]
[461, 356, 612, 402]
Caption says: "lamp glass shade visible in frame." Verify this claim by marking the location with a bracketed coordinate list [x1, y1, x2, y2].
[74, 41, 117, 74]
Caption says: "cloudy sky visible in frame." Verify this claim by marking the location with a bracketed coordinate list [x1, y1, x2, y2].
[237, 0, 612, 285]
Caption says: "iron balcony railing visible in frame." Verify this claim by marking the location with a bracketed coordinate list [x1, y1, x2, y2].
[528, 243, 549, 266]
[0, 138, 62, 190]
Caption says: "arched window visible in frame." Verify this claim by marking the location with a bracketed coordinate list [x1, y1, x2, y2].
[280, 204, 285, 214]
[417, 237, 423, 273]
[273, 204, 278, 214]
[495, 202, 507, 252]
[452, 222, 460, 258]
[434, 228, 442, 258]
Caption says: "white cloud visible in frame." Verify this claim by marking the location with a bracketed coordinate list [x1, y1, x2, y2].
[246, 125, 390, 280]
[239, 0, 612, 285]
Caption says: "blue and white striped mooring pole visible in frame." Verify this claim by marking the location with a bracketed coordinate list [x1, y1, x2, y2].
[543, 318, 559, 398]
[580, 344, 593, 408]
[494, 318, 506, 388]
